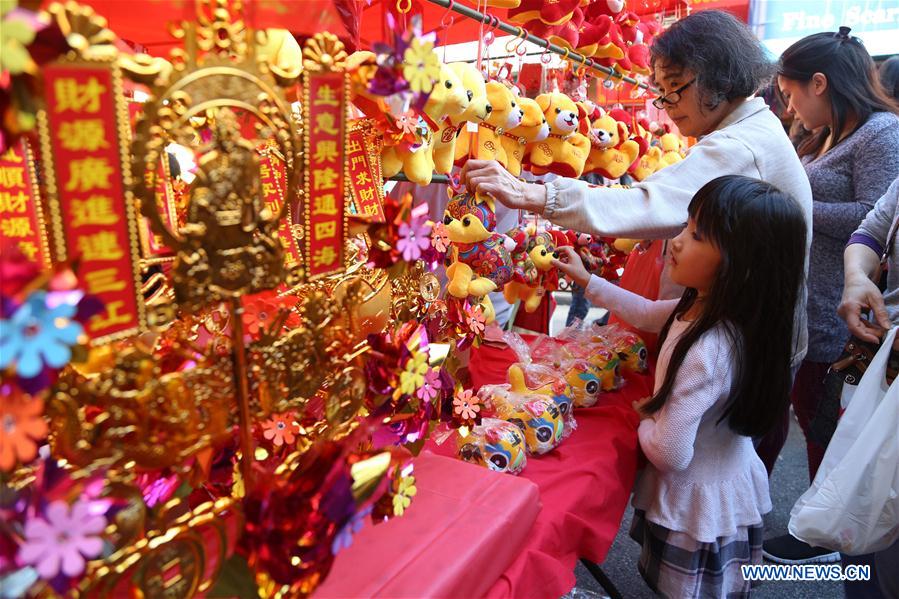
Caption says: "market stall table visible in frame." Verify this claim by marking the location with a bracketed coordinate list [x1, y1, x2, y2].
[315, 338, 648, 598]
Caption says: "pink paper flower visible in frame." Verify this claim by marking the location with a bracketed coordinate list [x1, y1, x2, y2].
[18, 499, 106, 579]
[453, 389, 481, 421]
[416, 367, 441, 402]
[397, 217, 432, 262]
[466, 305, 486, 335]
[430, 222, 449, 253]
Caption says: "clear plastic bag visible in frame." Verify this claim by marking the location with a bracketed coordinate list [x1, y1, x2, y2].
[457, 417, 528, 475]
[789, 327, 899, 555]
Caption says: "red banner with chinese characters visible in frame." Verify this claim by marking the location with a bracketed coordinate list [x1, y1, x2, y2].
[258, 142, 303, 270]
[40, 61, 146, 344]
[0, 140, 50, 267]
[346, 123, 385, 223]
[303, 71, 347, 280]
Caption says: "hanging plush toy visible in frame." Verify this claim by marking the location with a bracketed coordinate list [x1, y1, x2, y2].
[527, 92, 591, 178]
[432, 62, 492, 175]
[443, 192, 514, 322]
[508, 0, 580, 26]
[454, 81, 523, 169]
[583, 108, 641, 179]
[565, 230, 605, 274]
[381, 62, 469, 185]
[627, 119, 663, 181]
[500, 96, 549, 177]
[503, 227, 564, 313]
[659, 124, 685, 168]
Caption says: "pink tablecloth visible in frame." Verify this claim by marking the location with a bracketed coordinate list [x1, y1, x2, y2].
[314, 452, 542, 599]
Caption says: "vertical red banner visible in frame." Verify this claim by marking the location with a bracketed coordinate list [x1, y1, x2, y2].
[258, 142, 302, 269]
[0, 140, 51, 267]
[40, 61, 146, 344]
[345, 122, 385, 223]
[303, 71, 347, 280]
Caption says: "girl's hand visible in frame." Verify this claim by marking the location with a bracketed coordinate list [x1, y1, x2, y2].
[838, 272, 891, 343]
[459, 160, 547, 213]
[552, 246, 591, 288]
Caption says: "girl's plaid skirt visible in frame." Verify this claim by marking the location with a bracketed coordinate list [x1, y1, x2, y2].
[629, 509, 764, 598]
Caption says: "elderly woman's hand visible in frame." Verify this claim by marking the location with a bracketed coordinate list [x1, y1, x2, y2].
[838, 271, 892, 343]
[459, 160, 547, 212]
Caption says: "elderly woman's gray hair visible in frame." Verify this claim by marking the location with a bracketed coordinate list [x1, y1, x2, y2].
[651, 10, 773, 109]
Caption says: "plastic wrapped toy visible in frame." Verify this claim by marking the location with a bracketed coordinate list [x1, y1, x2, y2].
[592, 323, 649, 374]
[487, 386, 565, 455]
[504, 332, 576, 419]
[457, 418, 527, 475]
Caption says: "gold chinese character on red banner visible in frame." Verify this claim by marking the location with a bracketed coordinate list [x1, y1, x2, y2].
[66, 157, 114, 192]
[59, 119, 110, 151]
[84, 267, 126, 293]
[312, 245, 338, 267]
[1, 216, 33, 238]
[54, 77, 107, 113]
[313, 167, 338, 191]
[313, 140, 338, 163]
[314, 112, 339, 136]
[89, 300, 132, 332]
[0, 190, 28, 213]
[312, 194, 338, 215]
[314, 221, 336, 239]
[71, 195, 119, 227]
[78, 231, 124, 261]
[314, 84, 339, 107]
[0, 166, 25, 188]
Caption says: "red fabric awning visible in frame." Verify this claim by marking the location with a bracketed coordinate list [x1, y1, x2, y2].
[58, 0, 510, 56]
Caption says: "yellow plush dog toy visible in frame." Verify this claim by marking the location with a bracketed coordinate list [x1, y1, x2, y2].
[443, 192, 514, 322]
[432, 62, 492, 175]
[454, 81, 523, 168]
[528, 92, 591, 178]
[659, 128, 685, 167]
[381, 62, 469, 185]
[584, 108, 641, 179]
[500, 96, 550, 177]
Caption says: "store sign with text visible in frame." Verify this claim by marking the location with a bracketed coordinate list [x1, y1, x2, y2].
[752, 0, 899, 56]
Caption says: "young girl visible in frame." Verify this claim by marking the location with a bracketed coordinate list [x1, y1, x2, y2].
[554, 176, 808, 598]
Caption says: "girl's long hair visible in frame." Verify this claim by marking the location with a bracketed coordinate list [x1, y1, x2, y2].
[641, 176, 807, 437]
[778, 28, 899, 158]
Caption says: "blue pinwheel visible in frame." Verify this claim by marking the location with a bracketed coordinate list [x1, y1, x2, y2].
[0, 291, 83, 378]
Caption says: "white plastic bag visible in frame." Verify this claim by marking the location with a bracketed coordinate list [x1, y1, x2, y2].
[789, 327, 899, 555]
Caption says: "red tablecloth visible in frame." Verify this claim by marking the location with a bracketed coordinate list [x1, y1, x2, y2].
[315, 338, 647, 598]
[459, 340, 647, 598]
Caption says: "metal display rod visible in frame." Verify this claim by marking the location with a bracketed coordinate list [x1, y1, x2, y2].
[424, 0, 655, 90]
[386, 173, 453, 184]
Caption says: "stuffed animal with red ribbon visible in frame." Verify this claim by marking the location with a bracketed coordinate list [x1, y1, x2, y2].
[503, 227, 569, 312]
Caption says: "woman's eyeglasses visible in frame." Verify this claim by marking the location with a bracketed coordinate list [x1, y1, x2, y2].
[652, 78, 696, 109]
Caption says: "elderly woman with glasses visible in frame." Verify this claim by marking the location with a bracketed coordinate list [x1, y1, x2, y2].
[461, 9, 813, 373]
